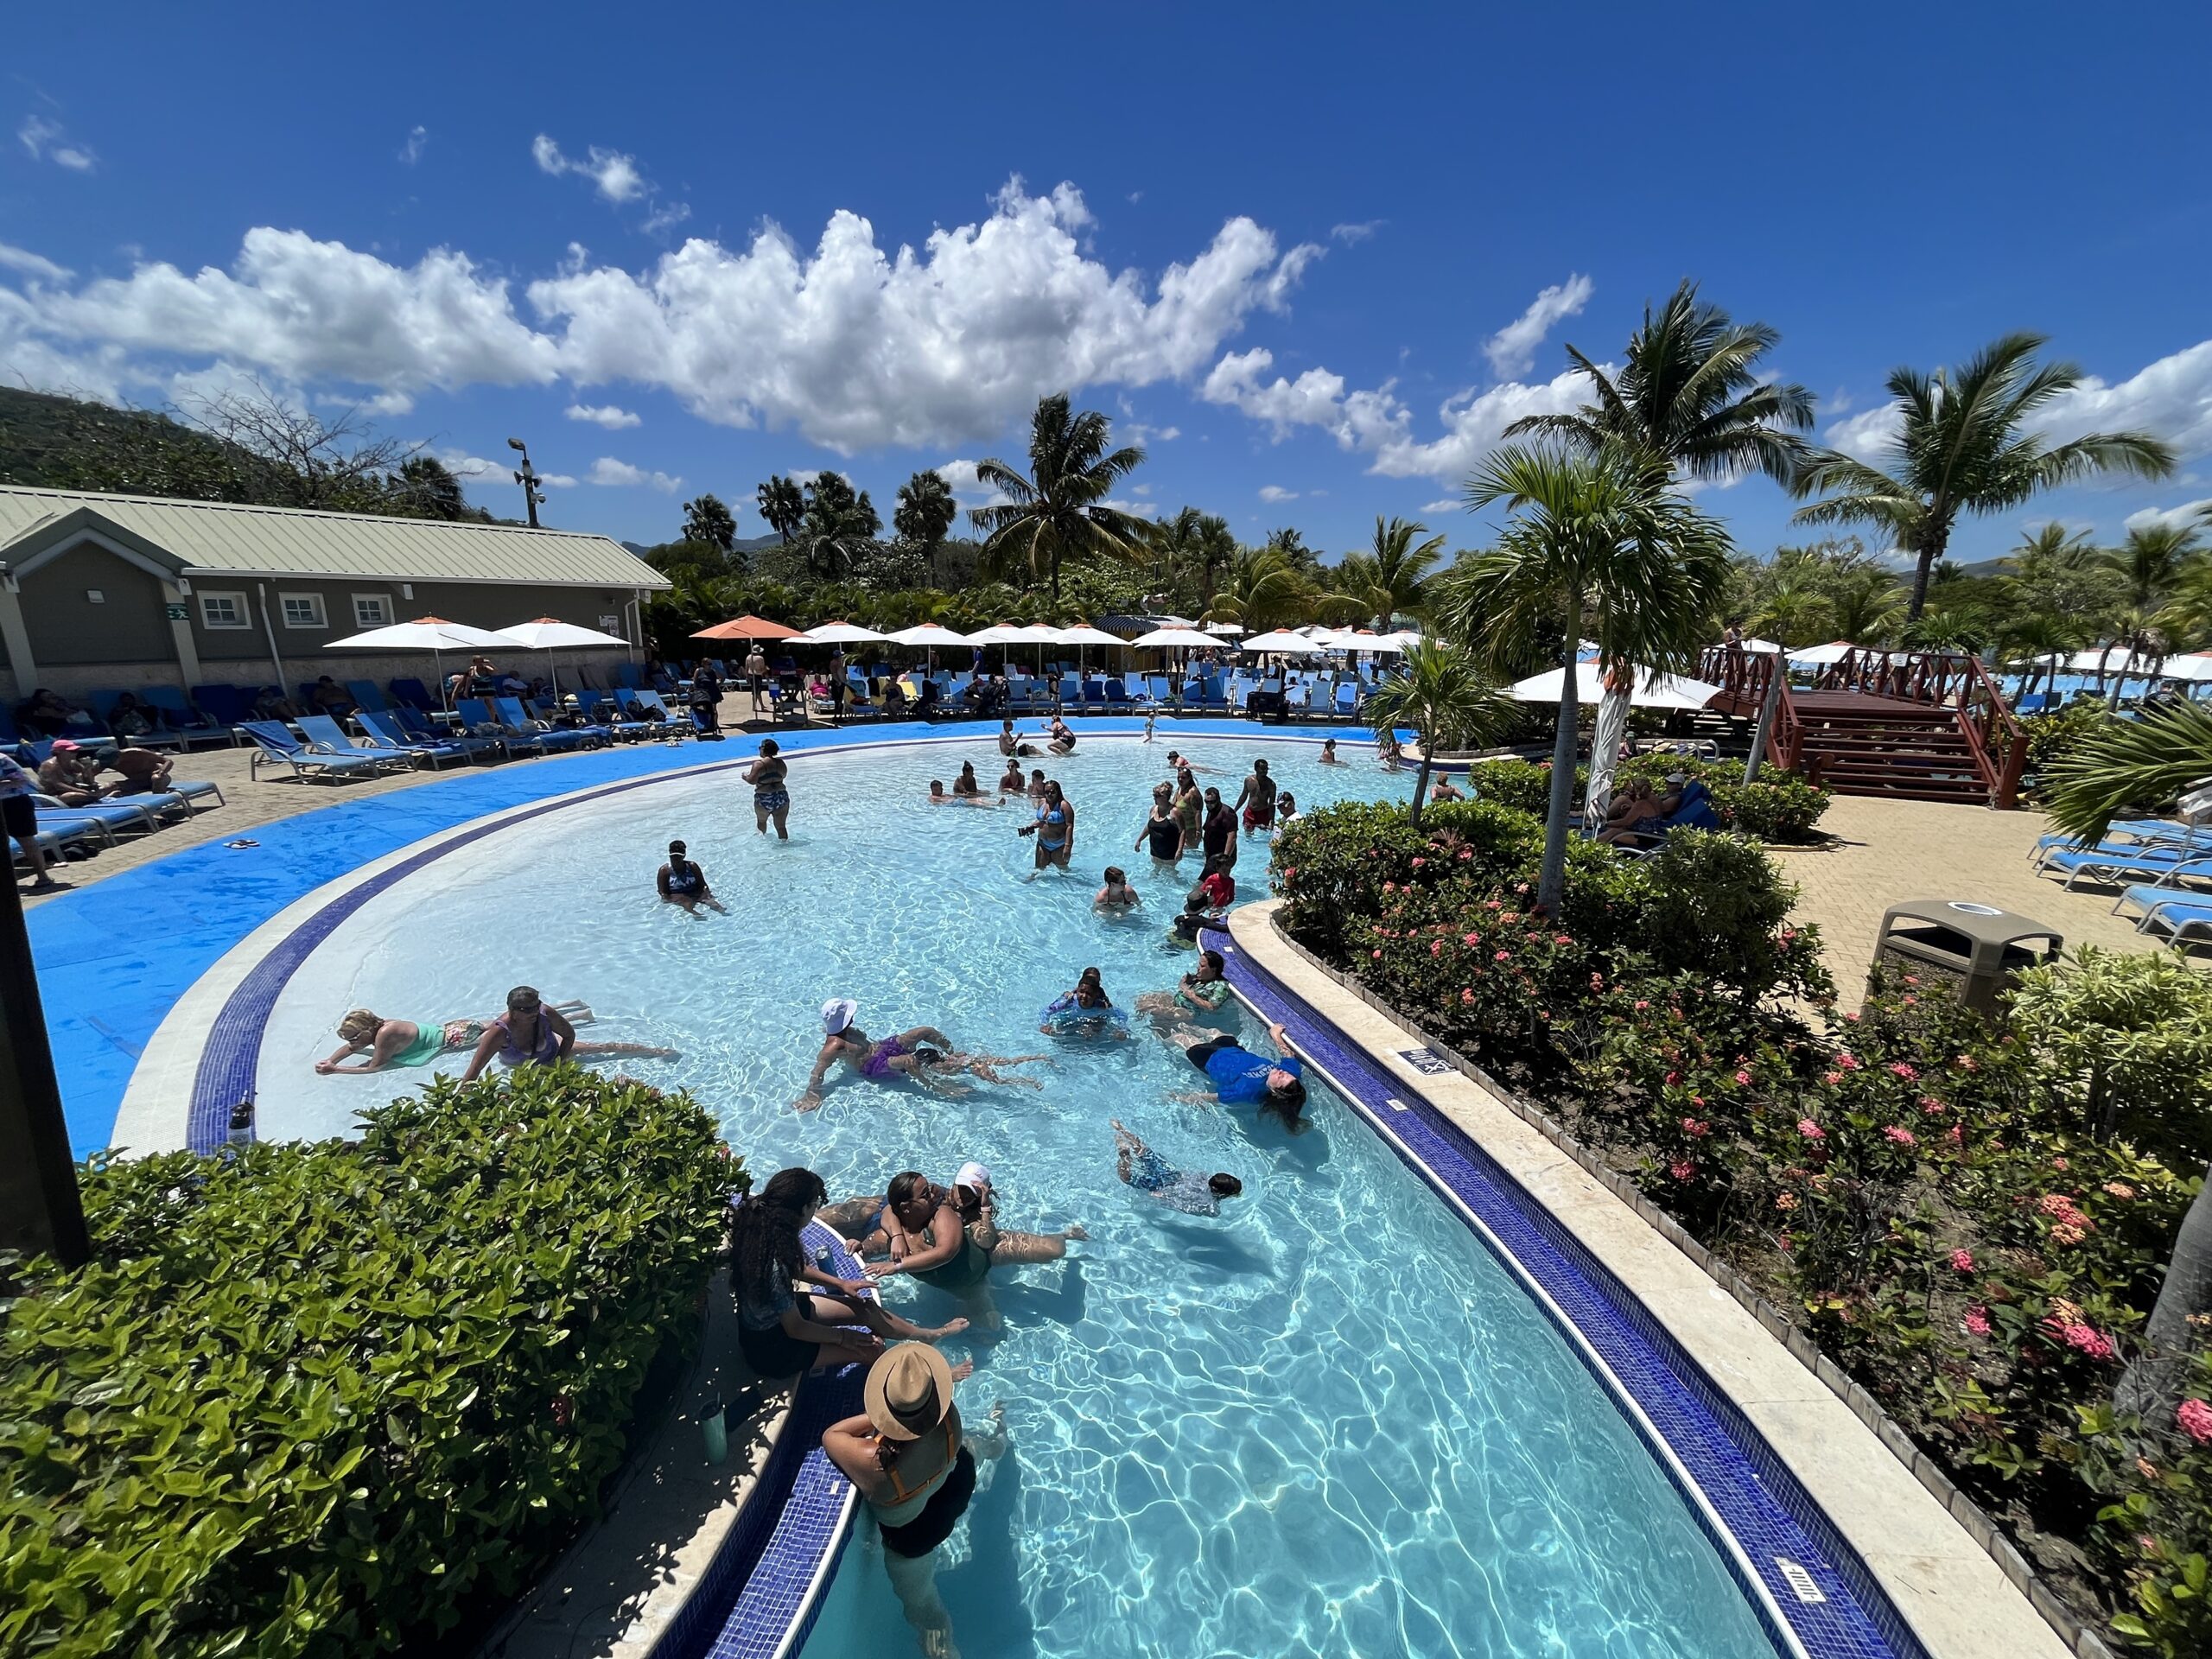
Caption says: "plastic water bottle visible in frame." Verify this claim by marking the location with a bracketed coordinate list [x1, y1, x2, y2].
[702, 1402, 728, 1464]
[226, 1097, 254, 1147]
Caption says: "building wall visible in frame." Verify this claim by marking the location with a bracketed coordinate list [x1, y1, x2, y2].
[6, 538, 645, 703]
[16, 543, 174, 665]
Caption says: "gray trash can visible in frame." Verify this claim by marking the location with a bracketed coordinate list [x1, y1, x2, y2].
[1869, 899, 2063, 1018]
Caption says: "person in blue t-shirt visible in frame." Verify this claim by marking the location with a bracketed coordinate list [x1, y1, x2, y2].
[1172, 1020, 1306, 1124]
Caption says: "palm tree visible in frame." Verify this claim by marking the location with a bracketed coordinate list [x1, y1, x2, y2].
[2156, 557, 2212, 651]
[2106, 523, 2198, 612]
[799, 474, 881, 579]
[1147, 507, 1237, 613]
[1505, 280, 1814, 485]
[970, 395, 1147, 601]
[1366, 640, 1512, 825]
[1995, 609, 2085, 700]
[756, 475, 804, 543]
[1334, 516, 1448, 628]
[1827, 566, 1906, 645]
[893, 470, 957, 584]
[1792, 333, 2176, 620]
[1433, 441, 1735, 912]
[1204, 545, 1313, 634]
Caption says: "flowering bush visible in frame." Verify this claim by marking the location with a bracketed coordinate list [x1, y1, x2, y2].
[1461, 754, 1833, 842]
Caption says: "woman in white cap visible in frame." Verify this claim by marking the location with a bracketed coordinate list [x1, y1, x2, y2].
[795, 999, 1047, 1111]
[822, 1342, 1004, 1656]
[829, 1168, 1082, 1334]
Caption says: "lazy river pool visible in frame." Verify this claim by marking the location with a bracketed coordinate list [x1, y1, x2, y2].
[238, 733, 1787, 1659]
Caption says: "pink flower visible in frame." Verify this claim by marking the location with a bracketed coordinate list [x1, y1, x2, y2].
[2177, 1398, 2212, 1445]
[1633, 999, 1650, 1012]
[1775, 1191, 1799, 1211]
[1949, 1249, 1975, 1273]
[2104, 1182, 2135, 1200]
[1822, 1072, 1842, 1086]
[1681, 1117, 1710, 1137]
[1410, 856, 1426, 868]
[1431, 939, 1443, 956]
[1484, 899, 1502, 911]
[2046, 1319, 2116, 1361]
[1554, 934, 1573, 946]
[1669, 1160, 1696, 1181]
[1835, 1053, 1860, 1071]
[1781, 928, 1797, 942]
[1463, 932, 1481, 945]
[1796, 1119, 1825, 1141]
[1370, 949, 1382, 959]
[1734, 1069, 1753, 1086]
[2051, 1157, 2069, 1171]
[1514, 881, 1529, 894]
[1665, 1070, 1681, 1085]
[1457, 849, 1471, 861]
[1963, 1307, 1991, 1337]
[1946, 1126, 1963, 1147]
[1889, 1062, 1918, 1081]
[1884, 1126, 1916, 1147]
[1494, 950, 1510, 962]
[1842, 1009, 1862, 1022]
[1460, 988, 1475, 1004]
[1382, 881, 1396, 893]
[1955, 1053, 1979, 1071]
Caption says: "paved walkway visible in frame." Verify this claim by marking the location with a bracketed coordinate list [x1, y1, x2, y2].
[1770, 795, 2174, 991]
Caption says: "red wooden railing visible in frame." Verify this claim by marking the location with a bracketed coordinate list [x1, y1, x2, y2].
[1695, 645, 2027, 809]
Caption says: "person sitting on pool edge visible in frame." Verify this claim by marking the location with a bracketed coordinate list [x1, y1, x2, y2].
[1171, 1019, 1307, 1125]
[1112, 1120, 1243, 1215]
[658, 839, 726, 914]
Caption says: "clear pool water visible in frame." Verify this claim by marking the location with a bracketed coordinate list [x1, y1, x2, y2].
[257, 734, 1783, 1659]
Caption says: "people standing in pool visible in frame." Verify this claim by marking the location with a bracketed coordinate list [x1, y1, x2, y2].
[1275, 790, 1300, 824]
[744, 738, 791, 839]
[1199, 786, 1239, 873]
[1233, 757, 1277, 835]
[731, 1167, 969, 1380]
[457, 986, 677, 1080]
[657, 839, 726, 914]
[1112, 1122, 1244, 1215]
[1093, 867, 1141, 912]
[1027, 767, 1049, 803]
[1171, 767, 1204, 855]
[1376, 728, 1405, 769]
[1134, 782, 1185, 870]
[996, 757, 1027, 795]
[1318, 738, 1342, 765]
[1427, 772, 1465, 803]
[822, 1342, 1006, 1659]
[798, 999, 1047, 1109]
[1018, 779, 1075, 876]
[998, 717, 1037, 758]
[950, 761, 991, 800]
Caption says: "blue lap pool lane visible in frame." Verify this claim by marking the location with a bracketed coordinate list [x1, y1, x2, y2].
[1210, 917, 1923, 1659]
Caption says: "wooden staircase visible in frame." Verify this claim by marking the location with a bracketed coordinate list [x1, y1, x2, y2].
[1698, 647, 2030, 808]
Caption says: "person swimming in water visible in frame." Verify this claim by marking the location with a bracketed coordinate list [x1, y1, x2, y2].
[454, 985, 677, 1081]
[1427, 772, 1465, 802]
[1376, 728, 1405, 770]
[928, 779, 952, 803]
[996, 757, 1027, 794]
[798, 999, 1049, 1110]
[1041, 966, 1128, 1039]
[1112, 1122, 1243, 1216]
[1318, 738, 1343, 765]
[315, 1008, 490, 1073]
[658, 839, 726, 914]
[1093, 866, 1141, 912]
[1017, 779, 1074, 876]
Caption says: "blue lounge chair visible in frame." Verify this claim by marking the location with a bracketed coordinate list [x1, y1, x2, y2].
[497, 696, 594, 751]
[579, 690, 652, 741]
[139, 685, 230, 748]
[457, 699, 560, 756]
[391, 706, 505, 761]
[240, 721, 388, 784]
[1334, 683, 1360, 719]
[31, 790, 163, 838]
[635, 690, 686, 733]
[614, 661, 646, 690]
[2041, 842, 2209, 890]
[388, 677, 436, 711]
[346, 680, 391, 712]
[2133, 893, 2212, 947]
[193, 683, 257, 727]
[296, 714, 413, 773]
[2031, 820, 2196, 861]
[357, 709, 486, 768]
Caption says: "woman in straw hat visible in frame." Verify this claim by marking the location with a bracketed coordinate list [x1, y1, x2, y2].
[823, 1342, 1005, 1657]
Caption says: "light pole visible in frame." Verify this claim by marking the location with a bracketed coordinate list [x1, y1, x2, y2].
[509, 436, 546, 529]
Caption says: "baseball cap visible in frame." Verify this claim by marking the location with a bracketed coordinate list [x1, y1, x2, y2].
[954, 1160, 992, 1192]
[50, 739, 79, 752]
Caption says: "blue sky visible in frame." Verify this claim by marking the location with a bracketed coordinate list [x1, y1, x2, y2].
[5, 3, 2210, 566]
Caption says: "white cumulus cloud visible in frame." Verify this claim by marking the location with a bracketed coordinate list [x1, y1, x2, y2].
[588, 456, 682, 491]
[1258, 485, 1299, 502]
[1421, 498, 1460, 513]
[0, 242, 70, 283]
[532, 134, 645, 203]
[565, 401, 640, 429]
[1331, 220, 1382, 245]
[0, 179, 1322, 455]
[18, 114, 95, 172]
[2124, 499, 2212, 534]
[1483, 274, 1593, 378]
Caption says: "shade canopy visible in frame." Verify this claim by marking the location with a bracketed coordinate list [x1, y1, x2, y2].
[1505, 663, 1722, 711]
[693, 613, 801, 641]
[1319, 627, 1404, 652]
[1719, 636, 1788, 655]
[798, 620, 890, 644]
[2154, 652, 2212, 682]
[1788, 640, 1859, 667]
[499, 617, 631, 650]
[1204, 620, 1246, 635]
[965, 621, 1058, 645]
[323, 615, 515, 652]
[1050, 624, 1126, 647]
[886, 623, 973, 646]
[1240, 629, 1332, 653]
[1128, 626, 1222, 649]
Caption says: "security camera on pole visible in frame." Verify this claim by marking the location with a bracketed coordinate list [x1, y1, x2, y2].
[509, 436, 546, 529]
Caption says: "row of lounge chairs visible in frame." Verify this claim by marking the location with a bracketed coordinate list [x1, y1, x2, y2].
[236, 690, 697, 784]
[2031, 804, 2212, 948]
[9, 772, 227, 876]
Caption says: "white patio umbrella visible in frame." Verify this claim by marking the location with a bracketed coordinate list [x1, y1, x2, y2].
[799, 621, 891, 645]
[2154, 652, 2212, 682]
[887, 623, 973, 646]
[1505, 663, 1722, 712]
[1788, 640, 1858, 668]
[323, 614, 520, 709]
[1241, 629, 1332, 653]
[1128, 626, 1221, 649]
[496, 617, 631, 700]
[1204, 620, 1246, 636]
[1051, 623, 1127, 682]
[1719, 636, 1788, 655]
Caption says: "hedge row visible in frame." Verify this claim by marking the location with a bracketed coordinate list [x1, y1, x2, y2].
[1272, 800, 2212, 1655]
[1461, 753, 1834, 842]
[1, 1068, 741, 1658]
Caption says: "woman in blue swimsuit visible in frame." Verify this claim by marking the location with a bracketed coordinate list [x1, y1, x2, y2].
[459, 985, 677, 1080]
[1017, 779, 1075, 875]
[657, 838, 726, 914]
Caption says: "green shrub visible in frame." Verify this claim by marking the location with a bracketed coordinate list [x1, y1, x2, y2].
[2008, 947, 2212, 1165]
[0, 1068, 740, 1659]
[2023, 699, 2115, 779]
[1461, 754, 1833, 842]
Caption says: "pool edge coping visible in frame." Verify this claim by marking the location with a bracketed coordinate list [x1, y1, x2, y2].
[1228, 899, 2088, 1659]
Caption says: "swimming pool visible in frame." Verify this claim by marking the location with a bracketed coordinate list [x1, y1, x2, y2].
[223, 734, 1789, 1659]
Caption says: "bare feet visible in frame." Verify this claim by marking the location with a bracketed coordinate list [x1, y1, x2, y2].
[950, 1357, 976, 1383]
[1067, 1224, 1090, 1242]
[926, 1317, 970, 1340]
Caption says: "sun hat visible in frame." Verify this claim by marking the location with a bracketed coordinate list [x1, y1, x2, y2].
[863, 1341, 957, 1441]
[821, 997, 859, 1035]
[953, 1160, 991, 1193]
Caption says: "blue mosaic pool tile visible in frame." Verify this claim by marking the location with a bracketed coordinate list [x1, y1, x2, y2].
[1214, 922, 1925, 1659]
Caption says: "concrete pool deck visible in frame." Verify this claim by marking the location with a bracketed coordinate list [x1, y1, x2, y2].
[1227, 901, 2072, 1659]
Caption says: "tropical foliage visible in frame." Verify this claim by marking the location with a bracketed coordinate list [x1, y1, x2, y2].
[970, 394, 1149, 600]
[1363, 639, 1512, 823]
[1, 1068, 737, 1659]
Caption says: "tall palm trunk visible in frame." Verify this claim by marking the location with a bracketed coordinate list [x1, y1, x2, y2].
[1409, 748, 1434, 829]
[1906, 520, 1949, 621]
[2115, 1166, 2212, 1423]
[1537, 602, 1581, 913]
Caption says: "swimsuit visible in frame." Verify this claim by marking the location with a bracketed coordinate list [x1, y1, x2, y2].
[665, 862, 704, 895]
[737, 1279, 823, 1376]
[911, 1224, 994, 1290]
[861, 1035, 911, 1078]
[391, 1024, 448, 1068]
[492, 1011, 563, 1068]
[1035, 804, 1068, 852]
[1125, 1144, 1222, 1215]
[873, 1425, 976, 1557]
[1145, 817, 1181, 859]
[753, 760, 789, 813]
